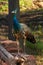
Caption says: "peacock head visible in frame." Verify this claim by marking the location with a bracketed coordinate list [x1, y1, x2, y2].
[11, 8, 18, 14]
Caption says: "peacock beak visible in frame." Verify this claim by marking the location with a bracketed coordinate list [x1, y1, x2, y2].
[11, 8, 18, 14]
[11, 11, 17, 14]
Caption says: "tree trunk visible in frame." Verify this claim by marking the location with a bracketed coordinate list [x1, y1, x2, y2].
[8, 0, 20, 40]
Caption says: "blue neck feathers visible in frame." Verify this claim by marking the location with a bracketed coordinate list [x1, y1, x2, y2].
[13, 15, 21, 32]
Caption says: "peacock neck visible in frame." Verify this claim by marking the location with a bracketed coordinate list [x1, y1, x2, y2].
[13, 14, 17, 19]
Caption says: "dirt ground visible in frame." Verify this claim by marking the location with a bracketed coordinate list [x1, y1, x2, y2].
[35, 55, 43, 65]
[0, 55, 43, 65]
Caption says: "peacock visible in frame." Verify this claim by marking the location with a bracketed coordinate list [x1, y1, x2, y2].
[11, 9, 36, 44]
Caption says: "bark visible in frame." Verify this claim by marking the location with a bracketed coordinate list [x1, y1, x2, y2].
[8, 0, 20, 40]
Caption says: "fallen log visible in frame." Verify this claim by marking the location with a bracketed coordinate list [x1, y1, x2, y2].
[0, 44, 15, 65]
[0, 44, 26, 65]
[0, 40, 23, 53]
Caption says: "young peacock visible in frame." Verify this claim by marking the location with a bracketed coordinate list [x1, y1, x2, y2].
[12, 9, 36, 44]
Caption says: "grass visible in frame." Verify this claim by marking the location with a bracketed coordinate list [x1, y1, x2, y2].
[36, 41, 43, 51]
[26, 40, 43, 50]
[25, 40, 43, 55]
[19, 0, 32, 8]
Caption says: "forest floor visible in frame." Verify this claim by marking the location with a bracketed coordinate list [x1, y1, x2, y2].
[35, 55, 43, 65]
[0, 55, 43, 65]
[0, 39, 43, 65]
